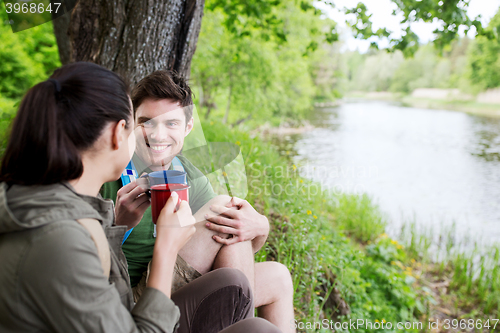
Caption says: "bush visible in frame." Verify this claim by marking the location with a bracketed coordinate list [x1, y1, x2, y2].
[0, 9, 60, 99]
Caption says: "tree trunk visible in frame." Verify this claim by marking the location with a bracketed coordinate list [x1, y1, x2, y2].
[63, 0, 204, 85]
[222, 71, 232, 124]
[52, 13, 71, 65]
[222, 84, 231, 124]
[51, 0, 79, 65]
[232, 114, 251, 127]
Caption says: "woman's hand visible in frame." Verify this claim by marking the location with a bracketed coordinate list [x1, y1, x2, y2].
[148, 192, 196, 298]
[155, 192, 196, 253]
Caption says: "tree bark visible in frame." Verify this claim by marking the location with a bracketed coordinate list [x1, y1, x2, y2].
[222, 83, 231, 124]
[65, 0, 204, 85]
[51, 0, 79, 65]
[52, 13, 71, 65]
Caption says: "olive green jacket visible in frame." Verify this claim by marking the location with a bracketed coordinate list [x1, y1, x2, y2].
[0, 182, 179, 332]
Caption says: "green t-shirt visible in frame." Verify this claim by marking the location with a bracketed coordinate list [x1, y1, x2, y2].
[100, 154, 217, 287]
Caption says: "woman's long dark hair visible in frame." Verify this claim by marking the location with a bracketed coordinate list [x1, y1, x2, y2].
[0, 62, 132, 185]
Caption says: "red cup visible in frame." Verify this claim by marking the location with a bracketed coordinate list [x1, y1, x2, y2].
[151, 183, 190, 224]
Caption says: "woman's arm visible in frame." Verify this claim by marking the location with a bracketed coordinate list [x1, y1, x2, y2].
[21, 223, 179, 333]
[20, 194, 194, 333]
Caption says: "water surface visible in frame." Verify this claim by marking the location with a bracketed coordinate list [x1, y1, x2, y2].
[280, 100, 500, 243]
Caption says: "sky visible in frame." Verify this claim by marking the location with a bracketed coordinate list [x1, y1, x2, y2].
[315, 0, 500, 52]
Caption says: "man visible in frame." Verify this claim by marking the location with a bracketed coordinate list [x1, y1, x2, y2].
[101, 70, 295, 332]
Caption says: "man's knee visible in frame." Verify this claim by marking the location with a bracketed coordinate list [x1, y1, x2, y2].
[247, 317, 282, 333]
[272, 262, 294, 293]
[211, 267, 252, 296]
[220, 317, 281, 333]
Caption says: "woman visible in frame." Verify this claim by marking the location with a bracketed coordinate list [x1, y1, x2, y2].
[0, 62, 280, 333]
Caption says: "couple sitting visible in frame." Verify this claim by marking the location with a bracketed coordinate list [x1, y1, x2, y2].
[102, 69, 295, 330]
[0, 62, 294, 333]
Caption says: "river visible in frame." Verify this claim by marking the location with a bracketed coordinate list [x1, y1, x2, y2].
[276, 100, 500, 244]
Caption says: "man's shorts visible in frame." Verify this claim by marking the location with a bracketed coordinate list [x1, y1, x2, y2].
[132, 255, 201, 302]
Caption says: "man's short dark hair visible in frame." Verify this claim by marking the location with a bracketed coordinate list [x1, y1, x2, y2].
[131, 70, 193, 123]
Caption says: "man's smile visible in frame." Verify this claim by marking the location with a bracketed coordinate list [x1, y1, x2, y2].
[146, 143, 173, 153]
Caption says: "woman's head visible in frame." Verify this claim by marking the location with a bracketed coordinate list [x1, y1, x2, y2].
[0, 62, 133, 185]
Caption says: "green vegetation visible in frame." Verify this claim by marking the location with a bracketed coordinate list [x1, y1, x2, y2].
[343, 8, 500, 104]
[400, 221, 500, 319]
[343, 41, 474, 95]
[0, 9, 59, 99]
[191, 0, 340, 127]
[0, 8, 60, 153]
[468, 10, 500, 90]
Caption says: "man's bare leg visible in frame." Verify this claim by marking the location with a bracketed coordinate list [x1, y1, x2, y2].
[212, 240, 255, 293]
[177, 195, 231, 274]
[213, 246, 295, 333]
[178, 195, 295, 332]
[254, 262, 295, 333]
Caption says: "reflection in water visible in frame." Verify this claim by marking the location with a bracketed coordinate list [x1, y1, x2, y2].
[285, 100, 500, 244]
[470, 116, 500, 162]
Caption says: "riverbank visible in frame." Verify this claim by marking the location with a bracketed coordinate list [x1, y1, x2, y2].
[203, 119, 424, 331]
[202, 119, 500, 332]
[346, 91, 500, 119]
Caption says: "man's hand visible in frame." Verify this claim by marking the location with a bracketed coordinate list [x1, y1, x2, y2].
[204, 197, 269, 252]
[114, 180, 151, 230]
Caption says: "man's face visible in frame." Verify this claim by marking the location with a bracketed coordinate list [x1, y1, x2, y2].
[134, 98, 193, 168]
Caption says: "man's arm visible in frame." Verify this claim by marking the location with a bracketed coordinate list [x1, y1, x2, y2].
[204, 197, 270, 253]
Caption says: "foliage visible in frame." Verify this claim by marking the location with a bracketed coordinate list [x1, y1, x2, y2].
[308, 42, 345, 100]
[345, 3, 390, 40]
[0, 96, 16, 156]
[346, 0, 484, 55]
[207, 0, 287, 42]
[344, 7, 500, 94]
[334, 194, 387, 244]
[467, 10, 500, 90]
[0, 7, 59, 155]
[0, 8, 59, 100]
[0, 21, 44, 99]
[359, 235, 425, 332]
[191, 0, 328, 127]
[399, 220, 500, 317]
[207, 0, 338, 44]
[344, 39, 474, 94]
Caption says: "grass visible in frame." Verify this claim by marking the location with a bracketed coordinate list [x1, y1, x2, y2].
[399, 219, 500, 319]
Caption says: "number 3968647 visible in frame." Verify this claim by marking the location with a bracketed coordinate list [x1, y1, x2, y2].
[5, 2, 61, 14]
